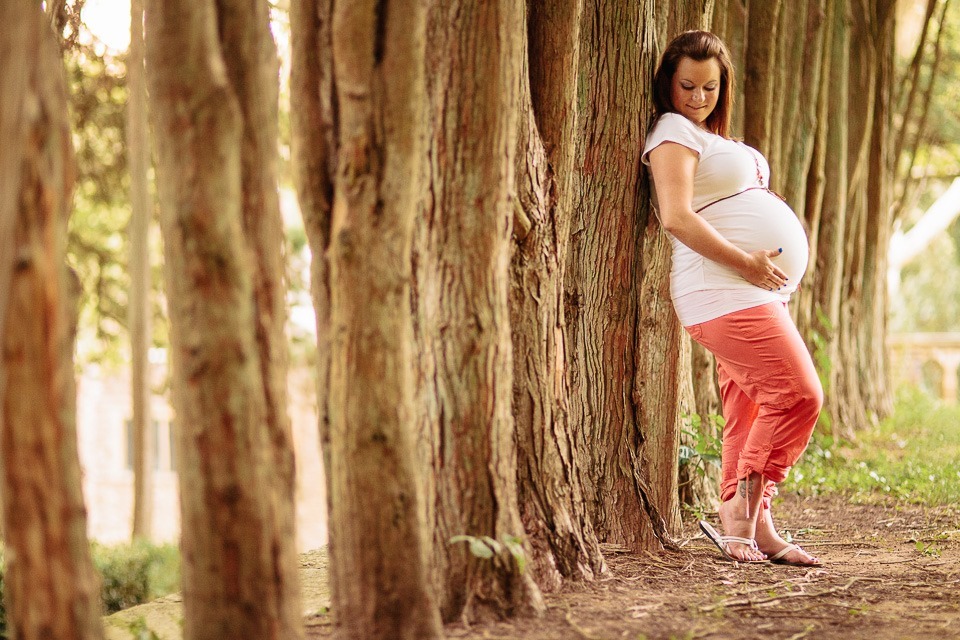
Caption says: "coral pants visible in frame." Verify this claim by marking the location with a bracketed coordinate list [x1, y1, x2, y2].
[684, 301, 823, 505]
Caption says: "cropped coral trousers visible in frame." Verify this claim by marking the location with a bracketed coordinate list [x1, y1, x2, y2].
[684, 301, 823, 505]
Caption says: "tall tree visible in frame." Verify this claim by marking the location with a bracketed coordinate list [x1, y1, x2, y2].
[292, 0, 443, 637]
[144, 0, 303, 637]
[324, 0, 443, 637]
[743, 0, 784, 152]
[288, 0, 334, 581]
[128, 0, 153, 541]
[566, 0, 711, 553]
[215, 0, 303, 628]
[809, 0, 851, 437]
[415, 0, 545, 621]
[0, 2, 104, 638]
[860, 0, 897, 418]
[511, 0, 606, 588]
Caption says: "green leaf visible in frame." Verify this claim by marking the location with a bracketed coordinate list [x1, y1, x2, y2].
[501, 535, 527, 575]
[481, 536, 503, 555]
[450, 535, 496, 559]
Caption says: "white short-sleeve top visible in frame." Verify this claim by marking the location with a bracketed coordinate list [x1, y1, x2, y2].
[641, 112, 809, 326]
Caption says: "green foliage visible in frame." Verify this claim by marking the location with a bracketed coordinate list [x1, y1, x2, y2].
[892, 230, 960, 333]
[679, 413, 723, 479]
[449, 534, 528, 575]
[93, 541, 181, 615]
[65, 30, 169, 367]
[891, 1, 960, 335]
[0, 541, 179, 638]
[66, 37, 134, 366]
[126, 617, 163, 640]
[784, 386, 960, 505]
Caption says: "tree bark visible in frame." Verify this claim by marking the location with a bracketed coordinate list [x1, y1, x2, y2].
[145, 1, 303, 637]
[566, 0, 708, 551]
[288, 0, 334, 584]
[781, 0, 827, 215]
[128, 0, 154, 542]
[511, 0, 606, 589]
[415, 0, 545, 622]
[320, 1, 444, 638]
[810, 0, 850, 436]
[679, 341, 720, 508]
[861, 0, 896, 419]
[743, 0, 784, 152]
[214, 1, 304, 631]
[713, 0, 748, 136]
[833, 0, 877, 436]
[0, 3, 104, 638]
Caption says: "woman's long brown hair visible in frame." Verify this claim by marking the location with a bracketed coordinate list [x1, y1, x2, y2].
[652, 30, 735, 138]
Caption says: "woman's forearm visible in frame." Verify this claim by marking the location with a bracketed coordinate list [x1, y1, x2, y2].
[661, 207, 750, 272]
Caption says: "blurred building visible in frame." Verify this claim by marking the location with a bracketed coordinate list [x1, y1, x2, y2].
[75, 361, 328, 551]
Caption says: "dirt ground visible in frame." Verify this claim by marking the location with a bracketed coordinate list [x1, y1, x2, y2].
[305, 493, 960, 640]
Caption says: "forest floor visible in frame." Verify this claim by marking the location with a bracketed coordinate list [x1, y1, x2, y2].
[304, 492, 960, 640]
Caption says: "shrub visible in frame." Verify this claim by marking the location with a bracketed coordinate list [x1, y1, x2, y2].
[93, 540, 181, 614]
[0, 539, 181, 639]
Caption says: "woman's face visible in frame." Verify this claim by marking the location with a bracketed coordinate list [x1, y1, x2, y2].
[670, 56, 721, 128]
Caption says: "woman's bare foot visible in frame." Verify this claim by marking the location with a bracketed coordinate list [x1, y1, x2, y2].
[755, 507, 821, 566]
[716, 473, 766, 562]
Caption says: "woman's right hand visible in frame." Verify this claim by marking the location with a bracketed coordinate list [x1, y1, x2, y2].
[739, 249, 788, 291]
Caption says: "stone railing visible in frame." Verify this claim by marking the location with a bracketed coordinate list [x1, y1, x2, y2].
[887, 332, 960, 403]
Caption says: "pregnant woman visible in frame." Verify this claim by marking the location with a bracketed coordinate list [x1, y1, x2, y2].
[642, 30, 823, 566]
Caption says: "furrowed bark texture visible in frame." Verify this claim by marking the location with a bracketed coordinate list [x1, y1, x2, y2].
[417, 0, 545, 621]
[0, 4, 104, 638]
[324, 1, 443, 638]
[511, 0, 606, 589]
[567, 0, 698, 551]
[834, 0, 875, 437]
[712, 0, 748, 135]
[145, 1, 302, 637]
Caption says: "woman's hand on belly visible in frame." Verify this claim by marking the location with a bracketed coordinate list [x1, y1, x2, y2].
[738, 248, 789, 291]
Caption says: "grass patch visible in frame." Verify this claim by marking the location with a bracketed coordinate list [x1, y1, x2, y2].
[784, 386, 960, 506]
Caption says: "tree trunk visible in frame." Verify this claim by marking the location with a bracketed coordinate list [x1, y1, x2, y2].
[415, 0, 545, 622]
[713, 0, 748, 136]
[288, 0, 334, 587]
[567, 0, 710, 553]
[679, 341, 721, 508]
[861, 0, 896, 419]
[833, 0, 876, 436]
[319, 2, 445, 638]
[511, 0, 606, 589]
[144, 1, 303, 637]
[0, 4, 104, 638]
[796, 0, 835, 340]
[214, 0, 304, 628]
[810, 0, 850, 436]
[128, 0, 154, 542]
[781, 0, 827, 214]
[743, 0, 783, 152]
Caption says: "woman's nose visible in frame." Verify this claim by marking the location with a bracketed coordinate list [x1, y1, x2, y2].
[691, 88, 704, 103]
